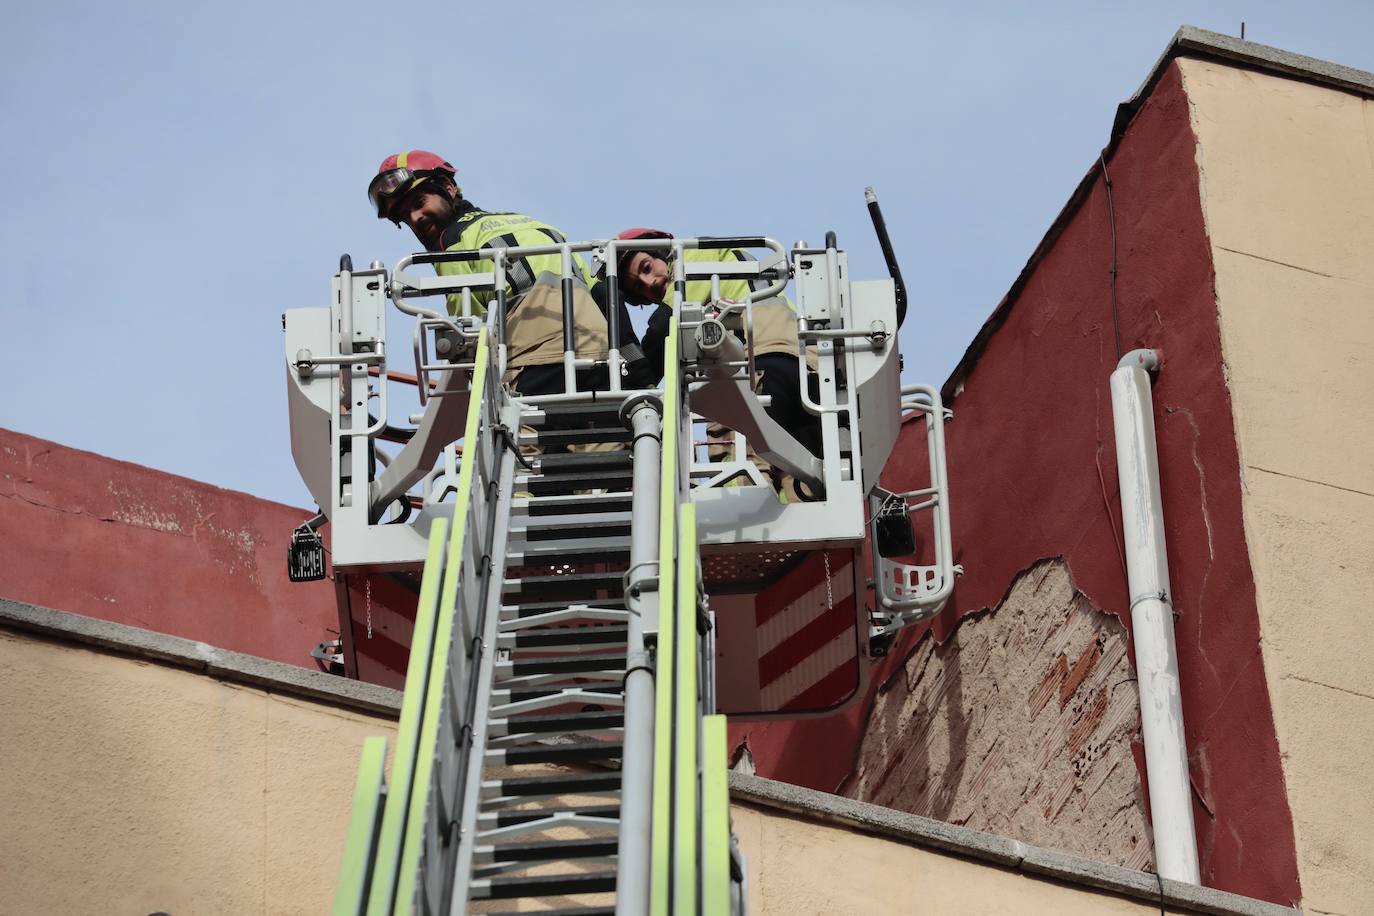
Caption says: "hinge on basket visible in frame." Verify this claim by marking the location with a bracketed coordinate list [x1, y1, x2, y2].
[310, 638, 344, 673]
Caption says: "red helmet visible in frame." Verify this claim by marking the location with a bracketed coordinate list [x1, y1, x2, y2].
[367, 150, 457, 219]
[613, 227, 673, 275]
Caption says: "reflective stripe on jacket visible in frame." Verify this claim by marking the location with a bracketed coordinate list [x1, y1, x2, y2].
[435, 206, 606, 369]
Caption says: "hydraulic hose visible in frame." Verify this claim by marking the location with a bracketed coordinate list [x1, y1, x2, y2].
[864, 188, 908, 328]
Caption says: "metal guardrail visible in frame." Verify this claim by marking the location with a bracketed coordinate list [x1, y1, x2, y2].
[868, 383, 960, 642]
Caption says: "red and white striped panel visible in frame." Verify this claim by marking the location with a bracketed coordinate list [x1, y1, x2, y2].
[754, 552, 860, 712]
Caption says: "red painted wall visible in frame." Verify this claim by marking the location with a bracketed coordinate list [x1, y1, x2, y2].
[732, 62, 1301, 906]
[0, 427, 340, 669]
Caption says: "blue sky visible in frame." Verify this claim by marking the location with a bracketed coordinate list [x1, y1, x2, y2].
[4, 2, 1372, 506]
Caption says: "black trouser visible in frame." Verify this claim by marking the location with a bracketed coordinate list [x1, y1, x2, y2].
[512, 363, 611, 397]
[755, 353, 824, 457]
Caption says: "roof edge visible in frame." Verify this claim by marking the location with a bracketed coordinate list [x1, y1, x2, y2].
[0, 597, 403, 718]
[729, 772, 1299, 915]
[941, 25, 1374, 400]
[1157, 25, 1374, 102]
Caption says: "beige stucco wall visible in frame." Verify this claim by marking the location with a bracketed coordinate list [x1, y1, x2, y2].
[1, 626, 1253, 915]
[1181, 56, 1374, 915]
[733, 803, 1194, 916]
[0, 629, 399, 916]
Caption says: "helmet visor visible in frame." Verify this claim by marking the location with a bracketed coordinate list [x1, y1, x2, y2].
[367, 167, 418, 218]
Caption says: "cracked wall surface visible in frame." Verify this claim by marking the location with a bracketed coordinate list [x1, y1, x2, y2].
[843, 560, 1153, 872]
[1182, 57, 1374, 916]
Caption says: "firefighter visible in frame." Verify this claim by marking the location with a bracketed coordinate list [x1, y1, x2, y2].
[367, 150, 609, 396]
[591, 228, 823, 501]
[593, 228, 823, 459]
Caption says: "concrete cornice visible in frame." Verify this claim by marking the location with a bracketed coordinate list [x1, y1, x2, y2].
[1160, 25, 1374, 101]
[0, 598, 402, 718]
[729, 772, 1301, 916]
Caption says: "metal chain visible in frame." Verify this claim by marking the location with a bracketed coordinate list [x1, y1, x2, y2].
[823, 550, 834, 611]
[365, 577, 373, 640]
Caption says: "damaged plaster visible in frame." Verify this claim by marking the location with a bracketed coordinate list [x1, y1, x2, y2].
[842, 560, 1153, 872]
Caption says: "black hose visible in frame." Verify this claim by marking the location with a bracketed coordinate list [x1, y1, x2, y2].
[864, 188, 908, 328]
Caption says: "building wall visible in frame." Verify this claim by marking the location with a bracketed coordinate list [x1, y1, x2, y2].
[733, 59, 1304, 906]
[734, 802, 1173, 916]
[0, 626, 398, 916]
[1181, 56, 1374, 915]
[0, 621, 1274, 916]
[0, 427, 339, 668]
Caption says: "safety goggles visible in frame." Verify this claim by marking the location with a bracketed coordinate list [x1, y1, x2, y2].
[367, 167, 421, 219]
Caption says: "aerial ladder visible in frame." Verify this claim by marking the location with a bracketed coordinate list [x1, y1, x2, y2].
[283, 194, 959, 914]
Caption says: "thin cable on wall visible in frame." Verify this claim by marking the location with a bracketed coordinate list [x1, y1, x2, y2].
[1099, 150, 1123, 360]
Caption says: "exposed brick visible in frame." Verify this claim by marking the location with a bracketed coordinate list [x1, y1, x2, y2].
[842, 559, 1153, 870]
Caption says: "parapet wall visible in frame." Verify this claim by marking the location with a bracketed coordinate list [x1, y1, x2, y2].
[0, 600, 1294, 916]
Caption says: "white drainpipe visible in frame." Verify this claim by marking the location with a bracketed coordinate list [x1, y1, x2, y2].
[1110, 348, 1201, 885]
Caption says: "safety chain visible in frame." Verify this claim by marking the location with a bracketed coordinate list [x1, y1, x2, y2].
[823, 550, 834, 611]
[365, 577, 373, 640]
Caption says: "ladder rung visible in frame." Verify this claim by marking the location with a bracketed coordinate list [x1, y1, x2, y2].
[475, 836, 618, 865]
[486, 741, 623, 766]
[492, 671, 625, 691]
[536, 450, 634, 473]
[492, 684, 622, 703]
[490, 711, 624, 735]
[500, 625, 629, 649]
[529, 426, 633, 447]
[485, 771, 621, 798]
[502, 599, 627, 616]
[469, 871, 618, 901]
[523, 401, 625, 425]
[504, 571, 626, 601]
[500, 607, 630, 631]
[479, 803, 620, 830]
[498, 653, 626, 676]
[515, 510, 632, 535]
[506, 538, 632, 563]
[484, 907, 614, 916]
[518, 492, 634, 516]
[520, 470, 634, 496]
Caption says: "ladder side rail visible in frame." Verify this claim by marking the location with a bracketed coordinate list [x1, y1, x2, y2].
[430, 362, 506, 913]
[367, 336, 490, 915]
[616, 392, 667, 916]
[649, 318, 683, 916]
[332, 736, 390, 915]
[700, 716, 732, 915]
[361, 517, 453, 915]
[457, 357, 502, 650]
[446, 399, 520, 915]
[423, 340, 511, 911]
[672, 505, 701, 916]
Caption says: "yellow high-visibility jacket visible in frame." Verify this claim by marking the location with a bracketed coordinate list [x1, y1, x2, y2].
[673, 247, 800, 359]
[436, 205, 607, 368]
